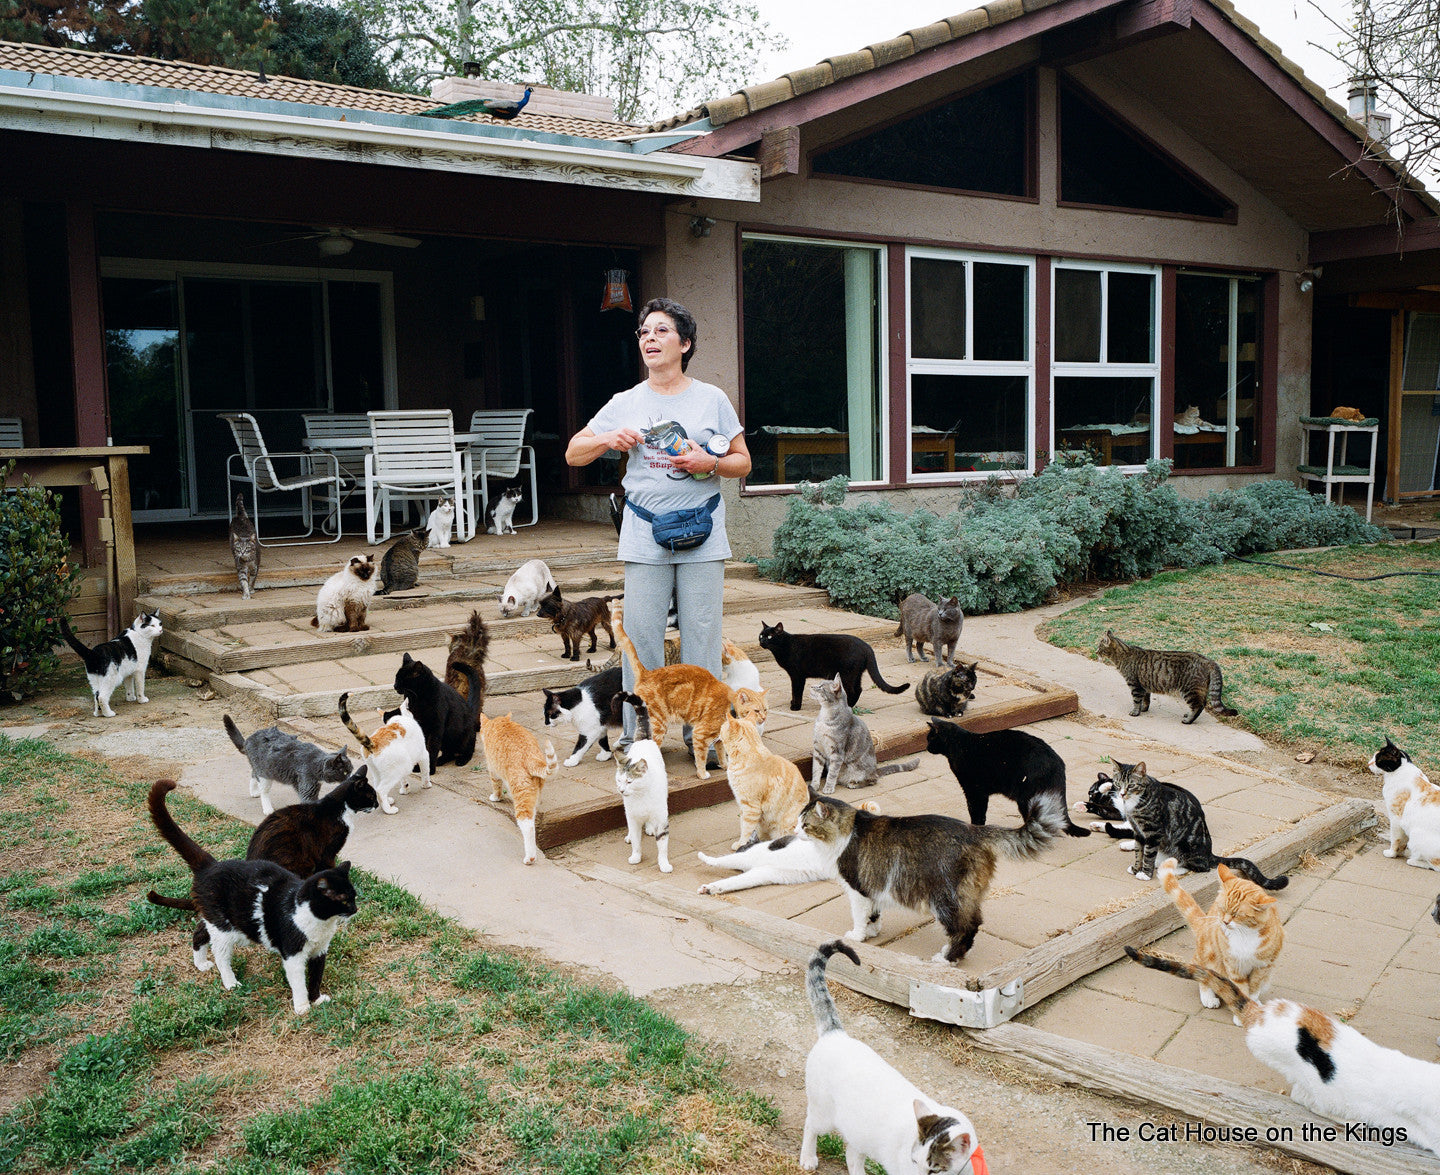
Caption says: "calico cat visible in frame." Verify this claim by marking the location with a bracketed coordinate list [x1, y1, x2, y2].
[895, 592, 963, 666]
[499, 559, 556, 617]
[809, 675, 918, 793]
[445, 609, 489, 727]
[479, 713, 558, 865]
[544, 662, 623, 767]
[1096, 630, 1237, 723]
[60, 612, 162, 718]
[376, 529, 426, 595]
[803, 941, 980, 1175]
[718, 711, 810, 850]
[394, 653, 482, 770]
[338, 691, 430, 814]
[720, 638, 761, 692]
[311, 554, 376, 633]
[612, 692, 671, 873]
[1369, 737, 1440, 870]
[797, 790, 1064, 962]
[426, 498, 455, 548]
[915, 661, 978, 719]
[224, 715, 353, 817]
[757, 621, 909, 712]
[487, 486, 522, 535]
[925, 719, 1090, 837]
[1160, 856, 1283, 1021]
[1096, 761, 1287, 888]
[1127, 947, 1440, 1155]
[147, 780, 357, 1015]
[536, 587, 617, 662]
[229, 494, 259, 600]
[697, 801, 882, 895]
[610, 598, 734, 779]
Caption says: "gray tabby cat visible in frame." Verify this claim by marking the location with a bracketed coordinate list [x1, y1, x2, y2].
[809, 674, 919, 794]
[229, 494, 259, 600]
[376, 528, 426, 595]
[915, 661, 978, 718]
[895, 592, 963, 666]
[224, 715, 354, 816]
[1096, 630, 1237, 724]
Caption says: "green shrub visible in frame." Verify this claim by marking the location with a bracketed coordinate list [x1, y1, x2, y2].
[761, 458, 1387, 618]
[0, 466, 80, 701]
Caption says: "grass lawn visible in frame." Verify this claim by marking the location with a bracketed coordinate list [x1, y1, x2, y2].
[1039, 541, 1440, 769]
[0, 736, 790, 1174]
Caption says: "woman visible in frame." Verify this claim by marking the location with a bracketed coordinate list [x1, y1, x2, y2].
[566, 297, 751, 741]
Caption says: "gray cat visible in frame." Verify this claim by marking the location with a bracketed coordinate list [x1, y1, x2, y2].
[895, 592, 963, 666]
[224, 715, 354, 817]
[376, 528, 426, 596]
[809, 674, 919, 794]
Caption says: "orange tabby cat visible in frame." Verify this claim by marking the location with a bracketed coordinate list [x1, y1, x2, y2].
[609, 598, 734, 779]
[479, 713, 558, 865]
[718, 712, 809, 850]
[1160, 856, 1283, 1021]
[732, 686, 769, 732]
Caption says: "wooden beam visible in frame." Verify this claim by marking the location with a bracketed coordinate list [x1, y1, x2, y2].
[1310, 216, 1440, 264]
[756, 126, 801, 180]
[65, 200, 108, 571]
[1387, 308, 1404, 503]
[1351, 290, 1440, 313]
[1043, 0, 1193, 69]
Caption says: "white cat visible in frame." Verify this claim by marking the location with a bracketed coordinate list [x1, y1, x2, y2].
[338, 692, 429, 815]
[1369, 737, 1440, 870]
[426, 499, 456, 548]
[59, 612, 162, 717]
[697, 803, 880, 894]
[720, 637, 762, 693]
[499, 559, 556, 618]
[613, 692, 671, 873]
[312, 555, 376, 633]
[487, 486, 522, 535]
[803, 942, 979, 1175]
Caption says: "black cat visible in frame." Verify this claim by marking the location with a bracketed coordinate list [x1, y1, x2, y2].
[393, 653, 482, 771]
[757, 621, 909, 711]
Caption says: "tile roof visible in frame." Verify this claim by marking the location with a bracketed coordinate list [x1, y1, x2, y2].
[0, 39, 639, 140]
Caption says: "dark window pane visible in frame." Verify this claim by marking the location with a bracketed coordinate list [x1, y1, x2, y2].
[104, 277, 184, 512]
[1107, 272, 1155, 363]
[911, 374, 1027, 474]
[1055, 269, 1101, 362]
[812, 73, 1030, 196]
[973, 263, 1028, 361]
[911, 258, 967, 360]
[328, 282, 384, 413]
[1060, 84, 1232, 218]
[250, 282, 322, 412]
[1055, 376, 1154, 465]
[1175, 274, 1260, 468]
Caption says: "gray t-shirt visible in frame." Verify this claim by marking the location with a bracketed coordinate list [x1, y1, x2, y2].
[588, 379, 743, 565]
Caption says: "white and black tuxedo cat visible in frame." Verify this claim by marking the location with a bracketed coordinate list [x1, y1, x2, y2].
[60, 612, 162, 717]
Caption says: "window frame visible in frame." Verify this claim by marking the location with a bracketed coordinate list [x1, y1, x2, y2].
[1173, 267, 1265, 470]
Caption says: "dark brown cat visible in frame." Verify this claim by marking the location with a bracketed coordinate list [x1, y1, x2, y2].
[1096, 630, 1237, 724]
[537, 586, 617, 662]
[445, 610, 489, 729]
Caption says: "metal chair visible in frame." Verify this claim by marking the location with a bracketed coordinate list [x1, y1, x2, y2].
[301, 413, 369, 532]
[365, 410, 475, 544]
[0, 417, 23, 448]
[468, 408, 539, 528]
[219, 412, 344, 545]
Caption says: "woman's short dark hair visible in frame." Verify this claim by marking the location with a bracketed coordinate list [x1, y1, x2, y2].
[638, 297, 698, 371]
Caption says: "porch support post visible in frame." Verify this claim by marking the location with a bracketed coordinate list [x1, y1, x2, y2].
[65, 200, 111, 595]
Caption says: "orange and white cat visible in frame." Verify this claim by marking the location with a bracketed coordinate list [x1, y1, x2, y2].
[1369, 737, 1440, 871]
[479, 714, 558, 865]
[718, 711, 808, 850]
[1160, 857, 1283, 1022]
[721, 638, 762, 692]
[609, 598, 735, 779]
[732, 686, 769, 733]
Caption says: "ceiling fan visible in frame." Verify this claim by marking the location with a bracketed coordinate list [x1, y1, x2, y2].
[268, 226, 423, 256]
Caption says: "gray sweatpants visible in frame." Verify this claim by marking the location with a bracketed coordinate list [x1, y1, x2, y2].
[620, 559, 726, 740]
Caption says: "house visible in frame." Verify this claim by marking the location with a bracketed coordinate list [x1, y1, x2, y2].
[3, 0, 1439, 565]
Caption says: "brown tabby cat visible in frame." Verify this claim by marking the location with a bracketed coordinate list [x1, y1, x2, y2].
[717, 712, 809, 850]
[537, 587, 617, 662]
[1096, 630, 1237, 724]
[376, 528, 426, 596]
[478, 713, 558, 865]
[445, 610, 489, 729]
[1160, 856, 1283, 1021]
[609, 598, 734, 779]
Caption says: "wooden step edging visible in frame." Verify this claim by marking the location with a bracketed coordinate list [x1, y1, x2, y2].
[572, 798, 1373, 1029]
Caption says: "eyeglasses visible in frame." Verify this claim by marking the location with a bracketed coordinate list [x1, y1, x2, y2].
[636, 324, 675, 340]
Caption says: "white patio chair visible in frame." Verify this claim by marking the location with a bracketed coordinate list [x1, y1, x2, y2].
[219, 412, 344, 546]
[365, 410, 475, 544]
[301, 413, 368, 531]
[0, 417, 23, 448]
[468, 408, 539, 528]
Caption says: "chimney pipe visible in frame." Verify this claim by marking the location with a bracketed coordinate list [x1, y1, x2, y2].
[1347, 78, 1392, 145]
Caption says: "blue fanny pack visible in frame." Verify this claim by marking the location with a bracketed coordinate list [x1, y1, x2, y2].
[624, 494, 721, 552]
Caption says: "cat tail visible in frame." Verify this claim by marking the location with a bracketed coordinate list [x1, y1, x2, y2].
[864, 648, 909, 695]
[608, 602, 653, 677]
[147, 780, 217, 874]
[542, 740, 559, 778]
[1213, 855, 1288, 891]
[455, 664, 484, 724]
[621, 692, 653, 742]
[1124, 947, 1258, 1020]
[337, 692, 376, 754]
[57, 616, 93, 663]
[222, 714, 248, 754]
[1159, 860, 1208, 929]
[982, 791, 1066, 860]
[1207, 665, 1238, 717]
[875, 757, 920, 777]
[807, 940, 861, 1037]
[145, 889, 196, 912]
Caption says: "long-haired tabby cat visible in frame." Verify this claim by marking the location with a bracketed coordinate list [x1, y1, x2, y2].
[1097, 761, 1287, 888]
[1369, 736, 1440, 871]
[224, 715, 353, 817]
[718, 710, 809, 850]
[798, 790, 1064, 962]
[1096, 630, 1237, 723]
[445, 610, 489, 728]
[758, 621, 908, 712]
[312, 554, 376, 633]
[537, 587, 617, 662]
[611, 692, 671, 873]
[810, 675, 918, 793]
[610, 598, 734, 779]
[915, 661, 978, 719]
[60, 612, 162, 718]
[479, 713, 558, 865]
[1159, 856, 1282, 1022]
[376, 528, 426, 595]
[895, 592, 963, 666]
[1127, 947, 1440, 1155]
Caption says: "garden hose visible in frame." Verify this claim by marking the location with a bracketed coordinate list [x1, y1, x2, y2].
[1230, 554, 1440, 581]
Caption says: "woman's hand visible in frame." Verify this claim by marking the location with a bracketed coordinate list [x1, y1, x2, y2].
[668, 441, 718, 475]
[607, 427, 644, 452]
[566, 426, 643, 467]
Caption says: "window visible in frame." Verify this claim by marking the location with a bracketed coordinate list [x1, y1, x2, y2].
[907, 249, 1032, 477]
[741, 235, 885, 487]
[1053, 264, 1159, 466]
[812, 73, 1032, 197]
[1174, 272, 1261, 468]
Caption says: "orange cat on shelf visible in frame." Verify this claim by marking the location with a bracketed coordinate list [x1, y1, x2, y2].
[1160, 856, 1283, 1023]
[718, 711, 809, 850]
[479, 713, 558, 865]
[608, 598, 735, 779]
